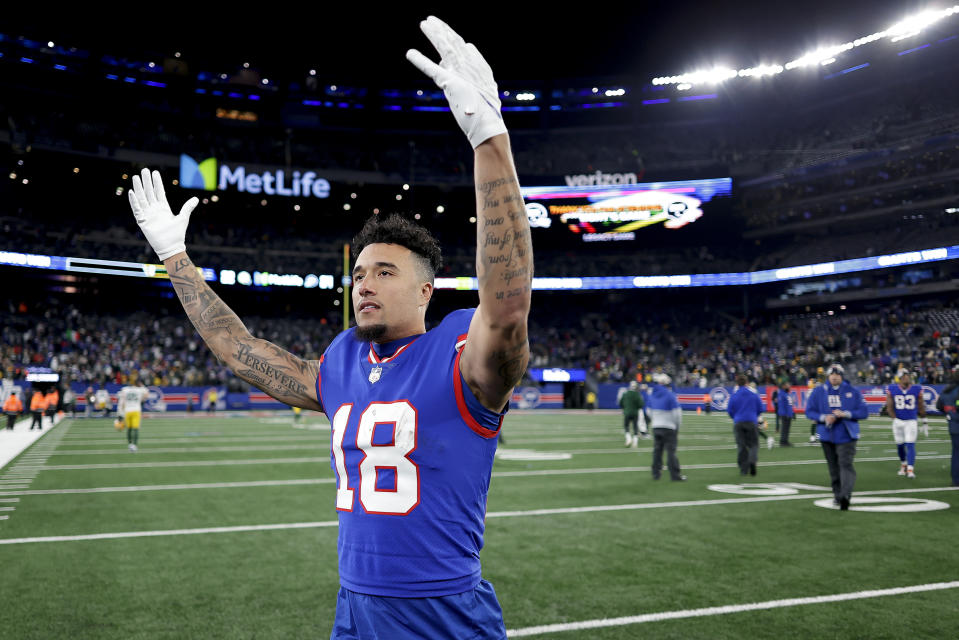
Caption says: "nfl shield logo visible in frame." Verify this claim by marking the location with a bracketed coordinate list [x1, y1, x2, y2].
[369, 366, 382, 384]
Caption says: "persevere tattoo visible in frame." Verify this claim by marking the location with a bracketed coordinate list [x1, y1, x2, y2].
[165, 255, 322, 411]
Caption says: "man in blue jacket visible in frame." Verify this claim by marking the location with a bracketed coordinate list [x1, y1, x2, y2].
[727, 375, 766, 476]
[776, 382, 795, 447]
[647, 373, 686, 481]
[935, 371, 959, 487]
[804, 364, 869, 510]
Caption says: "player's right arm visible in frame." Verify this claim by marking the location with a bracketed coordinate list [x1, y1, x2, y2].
[129, 168, 322, 411]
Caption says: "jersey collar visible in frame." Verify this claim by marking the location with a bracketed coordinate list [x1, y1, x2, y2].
[368, 335, 420, 364]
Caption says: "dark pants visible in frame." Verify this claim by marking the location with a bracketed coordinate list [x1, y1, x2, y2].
[652, 428, 682, 480]
[821, 440, 857, 501]
[779, 416, 792, 445]
[5, 413, 16, 429]
[950, 432, 959, 486]
[733, 421, 759, 475]
[624, 414, 638, 436]
[30, 411, 43, 429]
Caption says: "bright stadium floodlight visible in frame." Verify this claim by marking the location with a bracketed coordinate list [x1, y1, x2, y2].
[649, 5, 959, 85]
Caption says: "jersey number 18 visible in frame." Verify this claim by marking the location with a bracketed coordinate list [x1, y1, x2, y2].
[331, 401, 420, 515]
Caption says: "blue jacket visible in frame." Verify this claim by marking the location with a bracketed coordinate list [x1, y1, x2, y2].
[936, 385, 959, 435]
[805, 381, 869, 443]
[727, 386, 765, 423]
[776, 388, 795, 418]
[646, 384, 682, 430]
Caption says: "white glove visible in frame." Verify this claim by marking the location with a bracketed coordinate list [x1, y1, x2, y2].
[922, 418, 929, 437]
[128, 168, 199, 260]
[406, 16, 508, 149]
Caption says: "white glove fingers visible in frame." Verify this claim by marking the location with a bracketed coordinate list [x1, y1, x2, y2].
[406, 49, 444, 83]
[130, 174, 149, 210]
[128, 189, 143, 218]
[152, 170, 166, 203]
[428, 16, 466, 50]
[420, 16, 454, 60]
[140, 168, 156, 205]
[179, 196, 199, 219]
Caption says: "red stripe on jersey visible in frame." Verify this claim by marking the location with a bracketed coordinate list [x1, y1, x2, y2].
[453, 344, 502, 439]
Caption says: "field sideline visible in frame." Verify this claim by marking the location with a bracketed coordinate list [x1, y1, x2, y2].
[1, 410, 956, 639]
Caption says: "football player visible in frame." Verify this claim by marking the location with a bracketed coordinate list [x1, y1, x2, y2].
[128, 17, 528, 638]
[885, 370, 927, 478]
[117, 380, 150, 452]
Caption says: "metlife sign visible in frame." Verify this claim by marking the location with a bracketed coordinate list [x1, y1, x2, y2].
[180, 155, 330, 198]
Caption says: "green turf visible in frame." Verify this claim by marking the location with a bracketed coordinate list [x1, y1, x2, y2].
[1, 413, 957, 639]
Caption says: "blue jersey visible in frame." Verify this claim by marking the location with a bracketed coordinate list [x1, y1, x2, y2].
[317, 308, 506, 598]
[888, 383, 922, 420]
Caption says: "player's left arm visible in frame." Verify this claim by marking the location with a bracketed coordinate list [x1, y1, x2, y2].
[462, 136, 532, 411]
[406, 17, 531, 412]
[917, 390, 927, 417]
[884, 391, 894, 418]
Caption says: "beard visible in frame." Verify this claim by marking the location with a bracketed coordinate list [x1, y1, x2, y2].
[355, 323, 388, 342]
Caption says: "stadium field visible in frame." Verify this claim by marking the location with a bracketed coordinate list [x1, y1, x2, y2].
[1, 410, 957, 639]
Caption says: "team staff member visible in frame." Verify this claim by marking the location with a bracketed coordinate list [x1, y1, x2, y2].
[129, 17, 529, 638]
[935, 372, 959, 487]
[3, 391, 23, 430]
[29, 389, 46, 430]
[44, 387, 59, 427]
[777, 382, 795, 446]
[885, 371, 926, 478]
[648, 373, 686, 481]
[805, 364, 868, 510]
[727, 375, 765, 476]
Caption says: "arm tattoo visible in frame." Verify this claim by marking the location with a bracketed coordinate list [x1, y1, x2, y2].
[165, 255, 321, 410]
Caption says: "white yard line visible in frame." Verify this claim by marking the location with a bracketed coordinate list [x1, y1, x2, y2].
[48, 445, 323, 456]
[57, 436, 327, 446]
[6, 479, 334, 495]
[11, 457, 327, 471]
[1, 454, 951, 490]
[1, 485, 955, 544]
[505, 581, 959, 637]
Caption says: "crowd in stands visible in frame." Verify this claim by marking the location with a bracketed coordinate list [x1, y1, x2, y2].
[532, 298, 959, 389]
[4, 295, 958, 393]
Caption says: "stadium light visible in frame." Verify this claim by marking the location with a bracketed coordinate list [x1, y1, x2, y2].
[650, 5, 959, 85]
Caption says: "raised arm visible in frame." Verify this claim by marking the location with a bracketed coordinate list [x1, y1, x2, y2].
[463, 136, 532, 410]
[129, 168, 322, 411]
[407, 16, 532, 412]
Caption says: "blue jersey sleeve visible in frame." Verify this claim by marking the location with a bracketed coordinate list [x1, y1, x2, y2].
[443, 309, 508, 438]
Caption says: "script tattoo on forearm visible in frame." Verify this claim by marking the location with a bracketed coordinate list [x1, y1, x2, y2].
[164, 255, 321, 409]
[475, 176, 533, 296]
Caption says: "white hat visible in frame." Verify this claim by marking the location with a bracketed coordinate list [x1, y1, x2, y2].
[652, 372, 671, 385]
[826, 363, 845, 376]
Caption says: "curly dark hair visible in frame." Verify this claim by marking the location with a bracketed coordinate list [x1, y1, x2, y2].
[351, 214, 443, 282]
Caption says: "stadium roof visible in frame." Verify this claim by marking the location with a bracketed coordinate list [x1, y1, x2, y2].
[6, 1, 939, 84]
